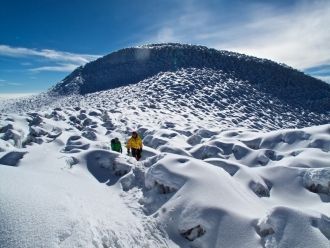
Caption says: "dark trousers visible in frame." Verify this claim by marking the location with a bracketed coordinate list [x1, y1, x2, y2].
[132, 148, 142, 161]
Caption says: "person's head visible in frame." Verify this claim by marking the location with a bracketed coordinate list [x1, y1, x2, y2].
[114, 137, 119, 142]
[132, 131, 138, 138]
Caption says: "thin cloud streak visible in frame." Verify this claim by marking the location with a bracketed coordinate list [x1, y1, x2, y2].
[7, 82, 23, 86]
[29, 63, 79, 72]
[305, 64, 330, 76]
[0, 81, 23, 87]
[0, 45, 100, 64]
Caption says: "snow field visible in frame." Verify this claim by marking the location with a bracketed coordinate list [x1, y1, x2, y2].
[0, 97, 329, 247]
[0, 65, 329, 247]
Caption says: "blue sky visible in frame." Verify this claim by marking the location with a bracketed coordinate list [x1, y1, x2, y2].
[0, 0, 329, 94]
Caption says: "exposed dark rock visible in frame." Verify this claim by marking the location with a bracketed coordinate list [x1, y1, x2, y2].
[180, 224, 206, 241]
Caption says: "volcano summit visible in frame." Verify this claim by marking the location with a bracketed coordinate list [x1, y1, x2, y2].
[0, 43, 329, 248]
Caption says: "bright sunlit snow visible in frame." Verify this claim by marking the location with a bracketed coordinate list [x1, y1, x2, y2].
[0, 44, 329, 248]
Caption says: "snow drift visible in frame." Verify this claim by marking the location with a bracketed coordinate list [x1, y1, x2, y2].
[0, 43, 329, 248]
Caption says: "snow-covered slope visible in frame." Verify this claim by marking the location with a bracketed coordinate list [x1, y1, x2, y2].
[0, 92, 329, 247]
[0, 43, 329, 248]
[1, 68, 329, 129]
[52, 43, 330, 113]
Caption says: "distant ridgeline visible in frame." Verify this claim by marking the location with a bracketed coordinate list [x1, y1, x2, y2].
[51, 43, 330, 113]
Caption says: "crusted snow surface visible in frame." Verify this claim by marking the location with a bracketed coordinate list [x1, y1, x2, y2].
[0, 69, 329, 247]
[1, 68, 328, 129]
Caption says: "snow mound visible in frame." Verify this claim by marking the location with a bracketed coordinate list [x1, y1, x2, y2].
[303, 168, 330, 195]
[0, 109, 329, 247]
[51, 43, 329, 114]
[0, 63, 329, 247]
[1, 67, 329, 130]
[256, 207, 329, 248]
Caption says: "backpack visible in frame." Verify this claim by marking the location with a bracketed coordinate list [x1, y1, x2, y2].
[111, 138, 122, 153]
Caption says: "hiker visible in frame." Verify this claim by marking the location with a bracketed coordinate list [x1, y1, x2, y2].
[126, 131, 143, 161]
[111, 137, 122, 153]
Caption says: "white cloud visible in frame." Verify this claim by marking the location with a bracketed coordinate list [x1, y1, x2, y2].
[0, 45, 100, 74]
[221, 1, 330, 69]
[7, 82, 23, 86]
[145, 0, 330, 70]
[29, 63, 79, 72]
[0, 45, 100, 64]
[0, 82, 23, 87]
[21, 62, 32, 66]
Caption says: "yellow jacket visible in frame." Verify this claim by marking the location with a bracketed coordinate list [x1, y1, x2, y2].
[127, 136, 143, 149]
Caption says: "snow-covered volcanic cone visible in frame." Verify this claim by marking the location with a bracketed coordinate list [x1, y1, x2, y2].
[0, 43, 329, 248]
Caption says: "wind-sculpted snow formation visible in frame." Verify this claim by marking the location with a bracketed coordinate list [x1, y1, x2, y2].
[1, 68, 329, 129]
[0, 95, 329, 247]
[0, 43, 329, 247]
